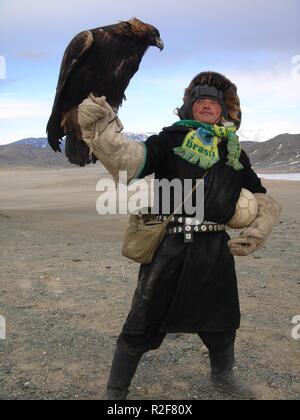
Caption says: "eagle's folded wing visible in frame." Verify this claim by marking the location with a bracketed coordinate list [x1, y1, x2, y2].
[55, 31, 94, 108]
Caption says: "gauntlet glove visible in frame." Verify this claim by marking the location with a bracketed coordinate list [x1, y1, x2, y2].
[78, 94, 146, 184]
[228, 193, 283, 256]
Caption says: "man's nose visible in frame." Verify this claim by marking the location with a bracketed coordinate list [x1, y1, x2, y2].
[202, 103, 212, 110]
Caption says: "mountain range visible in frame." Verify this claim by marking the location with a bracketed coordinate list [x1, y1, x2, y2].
[0, 133, 299, 172]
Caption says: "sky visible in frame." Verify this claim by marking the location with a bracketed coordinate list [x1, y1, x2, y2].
[0, 0, 299, 145]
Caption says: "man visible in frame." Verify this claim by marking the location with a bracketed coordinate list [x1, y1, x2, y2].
[78, 71, 282, 400]
[193, 98, 223, 124]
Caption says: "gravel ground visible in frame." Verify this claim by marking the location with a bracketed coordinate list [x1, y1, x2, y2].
[0, 169, 299, 400]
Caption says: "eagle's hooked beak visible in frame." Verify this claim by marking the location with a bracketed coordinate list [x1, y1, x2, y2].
[155, 37, 164, 51]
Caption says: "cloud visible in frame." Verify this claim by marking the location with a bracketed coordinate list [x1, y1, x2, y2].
[0, 125, 48, 145]
[0, 98, 51, 119]
[14, 51, 49, 60]
[1, 0, 299, 53]
[130, 65, 300, 110]
[118, 64, 300, 138]
[222, 68, 300, 139]
[241, 106, 254, 113]
[231, 70, 300, 109]
[0, 0, 298, 145]
[239, 125, 300, 143]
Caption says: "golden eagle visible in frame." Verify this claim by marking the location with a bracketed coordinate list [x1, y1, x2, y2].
[46, 18, 164, 166]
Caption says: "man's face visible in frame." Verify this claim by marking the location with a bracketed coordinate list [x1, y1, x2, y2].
[192, 99, 222, 124]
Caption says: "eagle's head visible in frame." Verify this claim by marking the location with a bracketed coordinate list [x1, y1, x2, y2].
[125, 18, 164, 51]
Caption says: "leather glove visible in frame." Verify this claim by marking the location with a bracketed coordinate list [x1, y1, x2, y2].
[78, 94, 145, 184]
[78, 94, 123, 138]
[228, 193, 283, 256]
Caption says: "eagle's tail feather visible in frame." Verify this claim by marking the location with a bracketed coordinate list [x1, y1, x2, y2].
[65, 133, 96, 167]
[46, 111, 65, 153]
[62, 107, 97, 167]
[47, 107, 98, 166]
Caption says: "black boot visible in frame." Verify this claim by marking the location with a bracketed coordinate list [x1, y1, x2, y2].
[209, 344, 257, 400]
[105, 344, 144, 400]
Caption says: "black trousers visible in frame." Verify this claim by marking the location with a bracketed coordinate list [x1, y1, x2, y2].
[117, 325, 236, 356]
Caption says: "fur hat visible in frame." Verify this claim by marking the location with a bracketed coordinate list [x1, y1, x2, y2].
[177, 71, 242, 128]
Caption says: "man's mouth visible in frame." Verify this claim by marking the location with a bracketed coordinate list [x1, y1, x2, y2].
[201, 112, 213, 116]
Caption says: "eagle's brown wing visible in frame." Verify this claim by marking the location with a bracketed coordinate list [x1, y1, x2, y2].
[112, 52, 145, 104]
[52, 30, 94, 111]
[47, 31, 94, 152]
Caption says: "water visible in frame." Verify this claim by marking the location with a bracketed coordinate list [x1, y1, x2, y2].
[258, 173, 300, 181]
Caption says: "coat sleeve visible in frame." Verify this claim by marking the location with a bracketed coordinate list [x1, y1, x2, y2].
[133, 132, 167, 179]
[240, 150, 267, 194]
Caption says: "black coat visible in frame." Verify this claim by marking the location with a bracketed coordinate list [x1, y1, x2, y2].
[122, 125, 267, 335]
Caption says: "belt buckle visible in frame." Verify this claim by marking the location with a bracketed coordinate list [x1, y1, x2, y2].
[184, 231, 193, 243]
[183, 218, 202, 243]
[184, 217, 202, 226]
[184, 223, 194, 243]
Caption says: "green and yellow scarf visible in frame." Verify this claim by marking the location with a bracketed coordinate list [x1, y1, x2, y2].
[173, 120, 244, 171]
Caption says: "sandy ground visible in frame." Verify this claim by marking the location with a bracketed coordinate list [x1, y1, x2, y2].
[0, 166, 299, 400]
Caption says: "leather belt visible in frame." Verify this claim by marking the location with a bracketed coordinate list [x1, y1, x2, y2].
[154, 215, 228, 243]
[155, 215, 217, 225]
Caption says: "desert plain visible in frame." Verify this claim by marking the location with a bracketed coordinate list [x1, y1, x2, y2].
[0, 165, 299, 400]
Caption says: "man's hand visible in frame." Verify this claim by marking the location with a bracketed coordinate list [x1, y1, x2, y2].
[228, 193, 282, 257]
[78, 95, 123, 147]
[228, 227, 265, 256]
[77, 94, 145, 184]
